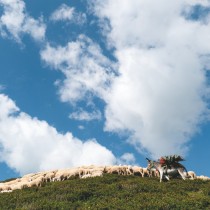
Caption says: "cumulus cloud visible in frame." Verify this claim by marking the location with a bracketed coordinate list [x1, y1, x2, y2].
[41, 35, 115, 104]
[69, 108, 102, 121]
[0, 94, 116, 175]
[90, 0, 210, 158]
[117, 153, 136, 165]
[0, 0, 46, 42]
[50, 4, 86, 24]
[40, 0, 210, 159]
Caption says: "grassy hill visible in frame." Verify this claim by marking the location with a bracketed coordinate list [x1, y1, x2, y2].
[0, 174, 210, 209]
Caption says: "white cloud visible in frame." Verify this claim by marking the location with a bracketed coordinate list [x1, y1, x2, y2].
[69, 108, 102, 121]
[117, 153, 136, 165]
[78, 125, 85, 130]
[90, 0, 210, 158]
[39, 0, 210, 160]
[41, 35, 115, 104]
[50, 4, 86, 24]
[0, 94, 116, 175]
[0, 0, 46, 42]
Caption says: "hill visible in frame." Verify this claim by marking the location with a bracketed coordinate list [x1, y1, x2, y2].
[0, 174, 210, 209]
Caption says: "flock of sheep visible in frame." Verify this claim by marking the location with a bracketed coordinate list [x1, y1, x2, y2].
[0, 165, 209, 193]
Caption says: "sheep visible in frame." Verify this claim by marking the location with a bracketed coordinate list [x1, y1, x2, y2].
[78, 168, 92, 177]
[52, 170, 64, 182]
[27, 176, 45, 188]
[0, 178, 29, 192]
[95, 166, 106, 174]
[78, 166, 105, 177]
[0, 184, 11, 192]
[64, 168, 80, 179]
[21, 173, 42, 182]
[105, 165, 146, 176]
[123, 166, 132, 175]
[1, 165, 205, 193]
[196, 175, 210, 181]
[118, 165, 132, 175]
[80, 169, 103, 179]
[78, 166, 105, 179]
[149, 168, 160, 178]
[131, 166, 143, 176]
[80, 174, 92, 179]
[78, 167, 87, 177]
[91, 170, 103, 177]
[1, 189, 12, 193]
[22, 173, 35, 179]
[68, 168, 82, 178]
[105, 166, 123, 175]
[4, 178, 21, 186]
[10, 181, 28, 191]
[104, 166, 112, 174]
[188, 171, 196, 180]
[89, 167, 104, 174]
[43, 170, 57, 182]
[53, 169, 79, 182]
[183, 171, 196, 180]
[142, 167, 150, 177]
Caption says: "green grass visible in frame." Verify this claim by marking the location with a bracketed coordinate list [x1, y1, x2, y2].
[0, 174, 210, 209]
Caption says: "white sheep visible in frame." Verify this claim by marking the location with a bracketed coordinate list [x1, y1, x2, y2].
[185, 171, 196, 180]
[22, 173, 41, 182]
[44, 170, 57, 182]
[80, 174, 92, 179]
[149, 168, 160, 177]
[10, 181, 28, 191]
[79, 168, 91, 177]
[52, 170, 64, 182]
[196, 175, 210, 181]
[53, 168, 79, 182]
[0, 184, 12, 192]
[0, 189, 12, 193]
[27, 176, 45, 188]
[91, 170, 103, 177]
[79, 166, 105, 177]
[3, 178, 21, 186]
[80, 169, 103, 179]
[118, 165, 132, 175]
[105, 166, 122, 175]
[131, 166, 143, 176]
[142, 167, 150, 177]
[125, 165, 134, 175]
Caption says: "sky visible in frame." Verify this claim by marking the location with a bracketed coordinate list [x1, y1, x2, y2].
[0, 0, 210, 180]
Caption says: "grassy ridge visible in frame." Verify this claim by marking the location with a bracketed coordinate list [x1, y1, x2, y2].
[0, 174, 210, 209]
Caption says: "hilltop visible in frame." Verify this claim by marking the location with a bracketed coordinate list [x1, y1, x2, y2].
[0, 173, 210, 209]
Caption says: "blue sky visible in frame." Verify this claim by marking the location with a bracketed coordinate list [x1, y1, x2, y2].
[0, 0, 210, 180]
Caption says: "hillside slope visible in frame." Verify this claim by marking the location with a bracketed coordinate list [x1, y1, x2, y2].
[0, 174, 210, 209]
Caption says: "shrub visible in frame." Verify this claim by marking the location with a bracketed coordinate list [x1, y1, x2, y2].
[0, 174, 209, 209]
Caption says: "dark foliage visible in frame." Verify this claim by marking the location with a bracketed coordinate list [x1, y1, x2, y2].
[0, 174, 210, 209]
